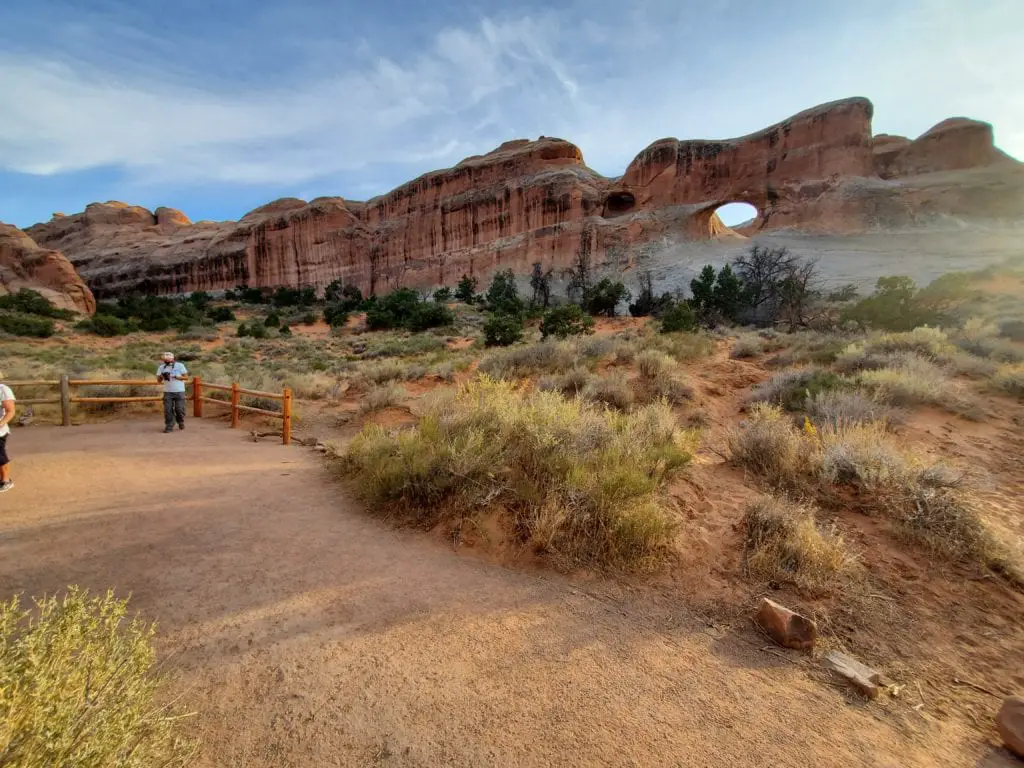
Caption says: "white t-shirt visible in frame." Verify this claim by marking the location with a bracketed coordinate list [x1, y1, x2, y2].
[156, 362, 188, 394]
[0, 384, 15, 437]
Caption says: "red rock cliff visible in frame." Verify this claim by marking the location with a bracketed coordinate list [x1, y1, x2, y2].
[0, 223, 96, 314]
[23, 97, 1024, 299]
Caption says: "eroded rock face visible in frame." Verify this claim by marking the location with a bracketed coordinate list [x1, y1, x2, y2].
[0, 223, 96, 314]
[23, 97, 1024, 298]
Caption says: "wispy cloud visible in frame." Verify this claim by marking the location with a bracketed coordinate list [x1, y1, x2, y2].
[0, 0, 1021, 225]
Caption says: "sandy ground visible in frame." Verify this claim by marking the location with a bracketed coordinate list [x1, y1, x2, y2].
[0, 419, 1015, 767]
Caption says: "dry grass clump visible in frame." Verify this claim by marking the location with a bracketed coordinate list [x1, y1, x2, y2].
[581, 372, 635, 411]
[805, 389, 898, 429]
[634, 350, 693, 405]
[359, 383, 405, 414]
[743, 495, 858, 593]
[359, 358, 428, 385]
[858, 354, 977, 416]
[477, 340, 577, 379]
[538, 366, 595, 397]
[727, 403, 809, 488]
[729, 404, 1010, 573]
[991, 364, 1024, 399]
[747, 367, 849, 412]
[765, 331, 850, 368]
[640, 330, 715, 361]
[0, 587, 197, 767]
[341, 377, 694, 568]
[730, 334, 765, 359]
[953, 318, 1024, 363]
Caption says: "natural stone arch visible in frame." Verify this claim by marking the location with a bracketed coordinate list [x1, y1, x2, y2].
[693, 197, 767, 238]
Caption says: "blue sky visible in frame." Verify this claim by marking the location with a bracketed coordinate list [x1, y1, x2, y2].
[1, 0, 1021, 228]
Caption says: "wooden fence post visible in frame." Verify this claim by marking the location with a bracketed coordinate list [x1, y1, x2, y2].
[59, 375, 71, 427]
[193, 376, 203, 418]
[282, 387, 292, 446]
[230, 383, 240, 428]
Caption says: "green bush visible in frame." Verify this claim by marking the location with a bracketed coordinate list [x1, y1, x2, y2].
[584, 278, 630, 317]
[248, 323, 268, 340]
[236, 322, 250, 337]
[0, 288, 75, 319]
[0, 587, 197, 766]
[433, 286, 452, 303]
[264, 311, 281, 328]
[301, 312, 318, 325]
[0, 312, 56, 338]
[365, 288, 454, 331]
[279, 324, 292, 336]
[483, 312, 525, 347]
[659, 302, 698, 333]
[842, 275, 972, 331]
[540, 304, 595, 339]
[748, 368, 851, 411]
[81, 314, 128, 337]
[206, 306, 236, 322]
[323, 304, 350, 328]
[454, 274, 478, 303]
[484, 270, 524, 316]
[341, 378, 692, 568]
[271, 286, 316, 307]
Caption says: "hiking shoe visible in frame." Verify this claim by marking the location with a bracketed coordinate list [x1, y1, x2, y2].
[178, 422, 185, 430]
[0, 481, 13, 493]
[163, 427, 174, 433]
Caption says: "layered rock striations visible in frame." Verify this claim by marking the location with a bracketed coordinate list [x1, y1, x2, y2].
[23, 98, 1024, 299]
[0, 223, 95, 314]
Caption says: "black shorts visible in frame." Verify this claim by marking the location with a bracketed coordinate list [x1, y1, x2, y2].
[0, 435, 8, 467]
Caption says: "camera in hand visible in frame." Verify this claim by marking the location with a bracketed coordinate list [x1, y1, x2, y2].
[162, 372, 171, 381]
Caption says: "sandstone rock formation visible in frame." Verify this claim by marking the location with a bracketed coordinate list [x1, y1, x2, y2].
[0, 223, 95, 314]
[23, 97, 1024, 299]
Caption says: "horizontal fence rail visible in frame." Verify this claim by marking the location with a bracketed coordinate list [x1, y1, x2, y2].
[6, 375, 292, 445]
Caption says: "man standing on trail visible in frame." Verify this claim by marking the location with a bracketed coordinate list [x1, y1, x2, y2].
[0, 372, 15, 492]
[156, 352, 188, 433]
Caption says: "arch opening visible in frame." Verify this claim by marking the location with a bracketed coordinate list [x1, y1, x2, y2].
[714, 201, 759, 228]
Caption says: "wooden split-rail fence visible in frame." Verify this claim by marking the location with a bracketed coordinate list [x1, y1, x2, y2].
[9, 376, 292, 445]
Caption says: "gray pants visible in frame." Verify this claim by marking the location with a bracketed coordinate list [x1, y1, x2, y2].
[163, 392, 186, 428]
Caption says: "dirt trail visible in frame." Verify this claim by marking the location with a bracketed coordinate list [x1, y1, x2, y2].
[0, 420, 1004, 767]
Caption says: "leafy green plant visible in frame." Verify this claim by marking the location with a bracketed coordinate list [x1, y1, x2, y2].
[80, 314, 129, 338]
[264, 311, 281, 328]
[484, 269, 524, 316]
[0, 289, 75, 319]
[483, 312, 525, 347]
[454, 274, 478, 303]
[540, 304, 595, 339]
[659, 302, 697, 334]
[0, 312, 57, 338]
[584, 278, 630, 317]
[433, 286, 452, 303]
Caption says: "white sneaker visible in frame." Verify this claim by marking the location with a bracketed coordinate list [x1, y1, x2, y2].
[0, 481, 13, 493]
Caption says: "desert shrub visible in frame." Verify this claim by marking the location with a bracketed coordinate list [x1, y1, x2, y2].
[247, 323, 268, 340]
[999, 319, 1024, 341]
[300, 312, 318, 325]
[646, 371, 694, 405]
[271, 286, 316, 308]
[644, 330, 715, 361]
[478, 340, 577, 379]
[842, 274, 971, 331]
[833, 341, 888, 373]
[206, 306, 235, 322]
[279, 324, 292, 336]
[858, 354, 963, 410]
[0, 312, 57, 338]
[748, 368, 850, 411]
[341, 378, 693, 567]
[628, 271, 674, 318]
[659, 302, 698, 333]
[727, 403, 808, 488]
[433, 286, 453, 303]
[264, 311, 281, 328]
[359, 358, 428, 385]
[93, 295, 202, 333]
[0, 587, 196, 766]
[815, 421, 913, 489]
[538, 366, 595, 397]
[743, 496, 856, 593]
[483, 313, 524, 347]
[236, 323, 250, 337]
[359, 383, 405, 413]
[805, 390, 896, 428]
[867, 326, 954, 361]
[991, 365, 1024, 399]
[766, 332, 850, 368]
[323, 304, 350, 328]
[79, 314, 128, 338]
[730, 334, 765, 359]
[540, 304, 594, 339]
[636, 350, 673, 380]
[581, 372, 635, 411]
[0, 288, 75, 319]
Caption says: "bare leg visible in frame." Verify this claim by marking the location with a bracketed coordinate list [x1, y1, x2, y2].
[1, 464, 9, 483]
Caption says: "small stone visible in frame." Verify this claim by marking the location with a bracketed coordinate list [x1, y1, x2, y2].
[824, 651, 883, 699]
[754, 598, 816, 651]
[997, 696, 1024, 758]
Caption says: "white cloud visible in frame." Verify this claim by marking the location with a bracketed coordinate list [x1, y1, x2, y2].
[0, 0, 1021, 208]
